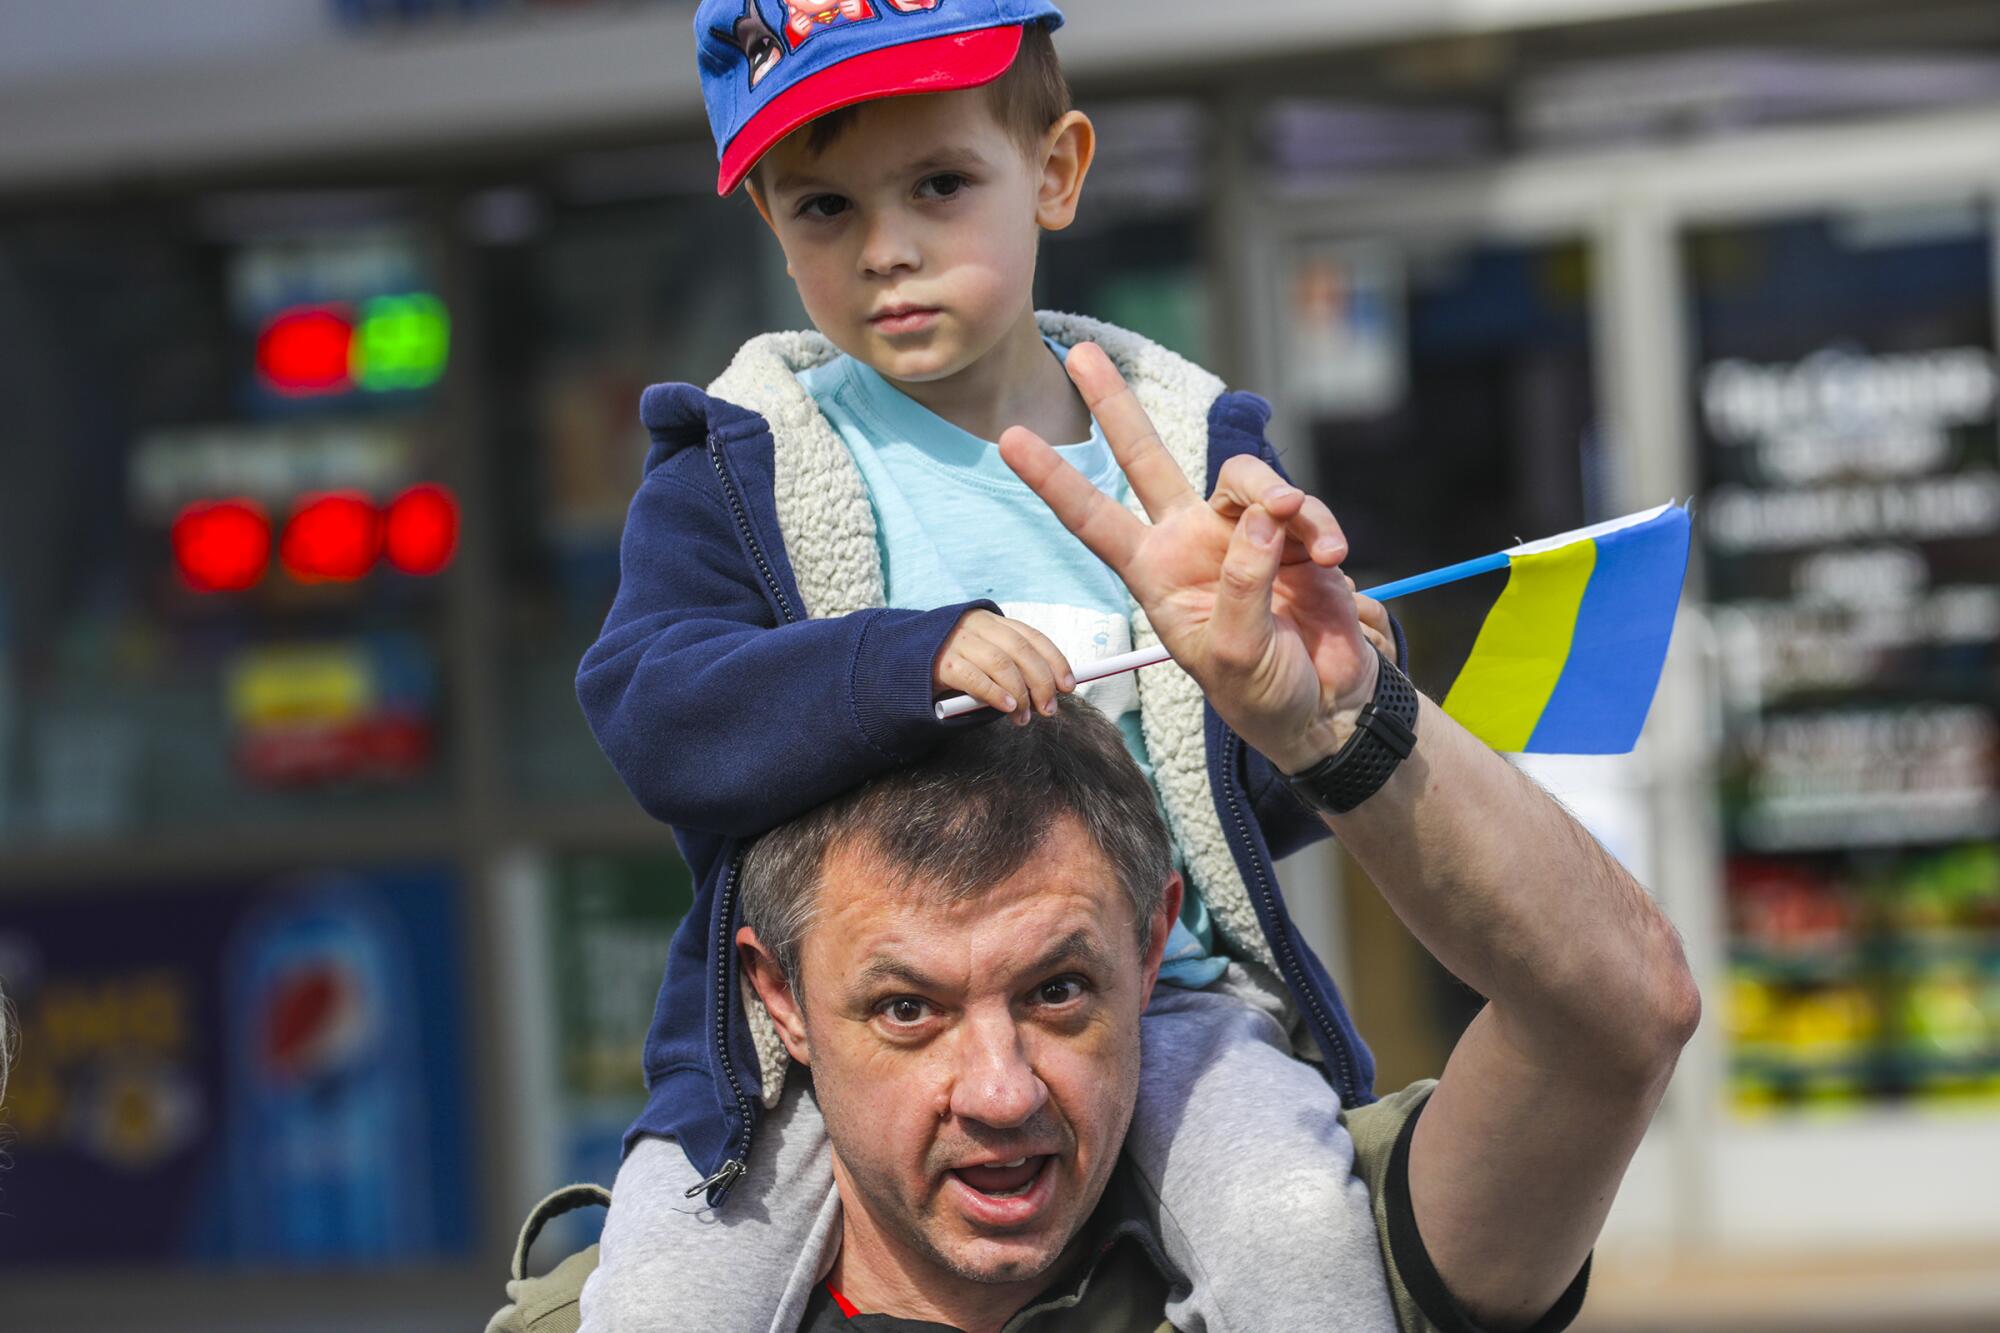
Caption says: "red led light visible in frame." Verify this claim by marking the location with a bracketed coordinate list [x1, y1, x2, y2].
[172, 498, 271, 592]
[257, 306, 355, 396]
[281, 491, 382, 583]
[383, 483, 459, 576]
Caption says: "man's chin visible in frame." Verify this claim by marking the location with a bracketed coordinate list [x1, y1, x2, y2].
[927, 1230, 1073, 1289]
[922, 1157, 1082, 1286]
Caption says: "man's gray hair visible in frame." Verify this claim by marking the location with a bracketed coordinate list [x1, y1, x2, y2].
[741, 696, 1174, 988]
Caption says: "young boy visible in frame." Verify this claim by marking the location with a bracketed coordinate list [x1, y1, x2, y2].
[576, 3, 1406, 1327]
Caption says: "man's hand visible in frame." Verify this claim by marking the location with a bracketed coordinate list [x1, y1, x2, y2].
[998, 342, 1373, 773]
[934, 610, 1076, 726]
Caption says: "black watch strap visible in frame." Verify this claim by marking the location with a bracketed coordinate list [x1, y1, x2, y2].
[1285, 649, 1419, 816]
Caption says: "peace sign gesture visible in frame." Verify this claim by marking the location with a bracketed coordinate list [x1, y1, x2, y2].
[999, 342, 1381, 775]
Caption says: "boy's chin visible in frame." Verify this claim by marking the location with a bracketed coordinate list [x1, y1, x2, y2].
[859, 336, 969, 385]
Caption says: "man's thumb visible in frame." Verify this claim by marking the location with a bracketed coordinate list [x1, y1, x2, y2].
[1210, 504, 1282, 670]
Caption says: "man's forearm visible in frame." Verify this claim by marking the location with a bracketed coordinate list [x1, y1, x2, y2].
[1321, 693, 1699, 1077]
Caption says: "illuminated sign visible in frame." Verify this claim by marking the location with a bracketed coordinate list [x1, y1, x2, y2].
[171, 485, 459, 591]
[225, 640, 436, 787]
[130, 423, 416, 521]
[382, 483, 459, 576]
[255, 294, 449, 398]
[172, 499, 273, 593]
[281, 492, 382, 583]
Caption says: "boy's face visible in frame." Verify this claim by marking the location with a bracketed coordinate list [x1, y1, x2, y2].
[751, 90, 1070, 385]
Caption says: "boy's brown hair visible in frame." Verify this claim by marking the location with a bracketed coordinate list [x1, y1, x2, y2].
[752, 24, 1070, 189]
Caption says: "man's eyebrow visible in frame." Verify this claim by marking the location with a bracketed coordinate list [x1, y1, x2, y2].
[1027, 929, 1114, 978]
[847, 929, 1114, 997]
[853, 956, 941, 992]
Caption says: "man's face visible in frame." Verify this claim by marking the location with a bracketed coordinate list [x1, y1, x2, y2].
[751, 89, 1047, 386]
[784, 816, 1167, 1294]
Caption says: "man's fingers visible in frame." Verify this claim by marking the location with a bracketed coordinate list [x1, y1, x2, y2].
[1063, 343, 1198, 522]
[1209, 456, 1348, 566]
[1289, 493, 1347, 565]
[1209, 455, 1296, 516]
[1000, 425, 1144, 573]
[1355, 592, 1393, 658]
[1208, 504, 1284, 674]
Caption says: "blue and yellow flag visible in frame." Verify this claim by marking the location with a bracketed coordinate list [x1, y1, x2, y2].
[1434, 504, 1689, 754]
[1362, 504, 1691, 754]
[938, 503, 1692, 744]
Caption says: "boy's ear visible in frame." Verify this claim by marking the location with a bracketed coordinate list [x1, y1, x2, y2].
[737, 924, 812, 1065]
[745, 177, 778, 233]
[1035, 110, 1095, 233]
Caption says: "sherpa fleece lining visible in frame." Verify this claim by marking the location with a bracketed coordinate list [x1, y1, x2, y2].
[705, 311, 1286, 1108]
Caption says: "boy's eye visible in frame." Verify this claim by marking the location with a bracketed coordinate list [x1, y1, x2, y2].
[917, 173, 969, 200]
[797, 194, 850, 220]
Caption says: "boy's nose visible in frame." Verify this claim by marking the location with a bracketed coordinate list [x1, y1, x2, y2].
[858, 214, 920, 278]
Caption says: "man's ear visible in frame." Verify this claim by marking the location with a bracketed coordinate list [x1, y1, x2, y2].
[1138, 871, 1185, 1009]
[1035, 110, 1095, 233]
[737, 925, 811, 1065]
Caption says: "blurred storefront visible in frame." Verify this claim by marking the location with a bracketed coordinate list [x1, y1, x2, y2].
[2, 0, 1998, 1328]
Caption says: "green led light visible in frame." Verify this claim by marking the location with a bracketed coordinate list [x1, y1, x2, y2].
[351, 293, 450, 393]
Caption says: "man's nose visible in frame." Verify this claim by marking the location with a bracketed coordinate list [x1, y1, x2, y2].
[857, 211, 920, 278]
[947, 1011, 1048, 1129]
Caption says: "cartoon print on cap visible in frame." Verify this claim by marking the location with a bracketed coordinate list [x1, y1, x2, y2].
[711, 2, 787, 88]
[881, 0, 942, 9]
[783, 0, 877, 49]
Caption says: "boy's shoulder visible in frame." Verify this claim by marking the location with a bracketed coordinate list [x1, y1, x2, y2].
[637, 313, 1270, 498]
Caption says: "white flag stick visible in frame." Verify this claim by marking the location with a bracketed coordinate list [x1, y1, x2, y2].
[934, 642, 1171, 720]
[929, 502, 1684, 723]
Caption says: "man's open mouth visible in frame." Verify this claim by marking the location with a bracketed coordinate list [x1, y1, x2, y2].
[950, 1155, 1049, 1199]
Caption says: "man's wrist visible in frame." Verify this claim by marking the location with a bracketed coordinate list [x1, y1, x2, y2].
[1281, 649, 1419, 817]
[1271, 646, 1382, 777]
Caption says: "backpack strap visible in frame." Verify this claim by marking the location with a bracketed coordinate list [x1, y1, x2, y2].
[486, 1184, 612, 1333]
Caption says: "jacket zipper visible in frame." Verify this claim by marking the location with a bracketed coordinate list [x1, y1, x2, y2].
[686, 848, 754, 1203]
[689, 432, 801, 1207]
[709, 431, 797, 624]
[1220, 731, 1362, 1107]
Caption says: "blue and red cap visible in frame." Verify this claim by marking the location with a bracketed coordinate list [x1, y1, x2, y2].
[694, 0, 1065, 196]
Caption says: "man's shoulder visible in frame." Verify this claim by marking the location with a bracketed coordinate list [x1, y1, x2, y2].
[1342, 1080, 1594, 1333]
[1342, 1079, 1438, 1186]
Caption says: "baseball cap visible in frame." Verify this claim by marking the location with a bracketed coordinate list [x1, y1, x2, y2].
[694, 0, 1066, 196]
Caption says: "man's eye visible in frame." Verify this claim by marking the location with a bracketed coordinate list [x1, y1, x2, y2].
[1035, 978, 1085, 1007]
[797, 194, 850, 220]
[917, 173, 968, 200]
[882, 997, 930, 1026]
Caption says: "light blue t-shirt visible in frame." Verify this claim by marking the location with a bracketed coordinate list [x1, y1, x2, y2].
[799, 342, 1225, 987]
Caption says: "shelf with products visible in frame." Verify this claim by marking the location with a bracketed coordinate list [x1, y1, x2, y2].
[1686, 200, 2000, 1117]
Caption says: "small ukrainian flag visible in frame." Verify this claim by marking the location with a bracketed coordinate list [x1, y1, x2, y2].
[1367, 504, 1692, 755]
[940, 503, 1693, 748]
[1439, 505, 1690, 754]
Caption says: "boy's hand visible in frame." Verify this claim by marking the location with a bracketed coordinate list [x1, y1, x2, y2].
[933, 610, 1077, 727]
